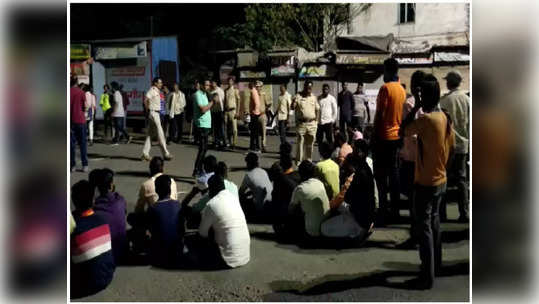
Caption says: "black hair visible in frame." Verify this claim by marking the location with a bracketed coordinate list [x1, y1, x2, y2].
[103, 84, 110, 90]
[357, 82, 364, 87]
[155, 174, 171, 199]
[384, 58, 399, 75]
[353, 139, 369, 160]
[410, 70, 426, 90]
[111, 81, 119, 91]
[149, 156, 164, 176]
[334, 132, 346, 145]
[318, 142, 333, 159]
[81, 83, 90, 92]
[279, 142, 292, 156]
[152, 77, 162, 85]
[245, 152, 259, 170]
[305, 80, 313, 87]
[203, 155, 218, 173]
[269, 161, 284, 182]
[208, 174, 225, 198]
[322, 83, 330, 89]
[70, 76, 78, 87]
[88, 169, 102, 196]
[211, 93, 219, 100]
[280, 154, 294, 172]
[97, 168, 114, 195]
[72, 180, 93, 212]
[420, 74, 441, 110]
[298, 160, 315, 181]
[216, 161, 228, 179]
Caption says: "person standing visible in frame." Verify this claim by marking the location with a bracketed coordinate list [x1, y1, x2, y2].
[317, 83, 338, 146]
[256, 81, 271, 152]
[71, 77, 89, 172]
[224, 77, 240, 149]
[276, 84, 292, 145]
[352, 82, 370, 133]
[192, 80, 215, 176]
[372, 58, 406, 222]
[338, 82, 354, 142]
[142, 77, 172, 161]
[111, 82, 131, 145]
[83, 84, 96, 146]
[248, 81, 261, 152]
[120, 84, 130, 130]
[294, 80, 320, 163]
[160, 85, 170, 135]
[440, 71, 469, 222]
[99, 84, 114, 141]
[400, 74, 455, 289]
[167, 83, 186, 144]
[210, 80, 226, 149]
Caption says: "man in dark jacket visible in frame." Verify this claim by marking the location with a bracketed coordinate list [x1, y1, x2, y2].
[338, 82, 354, 142]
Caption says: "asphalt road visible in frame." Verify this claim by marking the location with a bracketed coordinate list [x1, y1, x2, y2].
[70, 132, 469, 302]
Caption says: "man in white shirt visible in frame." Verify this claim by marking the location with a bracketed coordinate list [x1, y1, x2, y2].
[276, 84, 292, 145]
[111, 81, 131, 145]
[167, 82, 186, 144]
[197, 174, 250, 269]
[210, 80, 227, 148]
[239, 152, 273, 220]
[316, 84, 338, 146]
[142, 77, 172, 161]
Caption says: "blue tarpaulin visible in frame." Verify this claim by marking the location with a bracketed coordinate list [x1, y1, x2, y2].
[151, 36, 179, 82]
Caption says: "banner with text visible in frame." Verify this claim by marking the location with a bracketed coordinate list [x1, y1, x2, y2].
[106, 65, 151, 113]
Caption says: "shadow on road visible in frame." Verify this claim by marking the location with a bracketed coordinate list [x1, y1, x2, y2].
[88, 153, 142, 162]
[115, 170, 196, 185]
[265, 260, 469, 296]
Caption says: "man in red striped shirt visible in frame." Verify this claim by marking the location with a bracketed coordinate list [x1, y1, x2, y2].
[70, 180, 115, 299]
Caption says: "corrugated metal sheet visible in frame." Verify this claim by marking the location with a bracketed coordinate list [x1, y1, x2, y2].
[151, 37, 179, 82]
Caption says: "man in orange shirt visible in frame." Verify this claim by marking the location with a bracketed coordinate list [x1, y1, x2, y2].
[373, 58, 406, 223]
[400, 74, 455, 290]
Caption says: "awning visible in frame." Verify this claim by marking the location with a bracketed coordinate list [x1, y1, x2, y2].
[336, 34, 394, 52]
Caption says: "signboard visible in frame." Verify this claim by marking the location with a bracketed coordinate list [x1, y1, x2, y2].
[434, 52, 470, 62]
[70, 44, 90, 60]
[396, 57, 433, 65]
[106, 65, 151, 113]
[239, 70, 266, 78]
[70, 61, 90, 76]
[299, 65, 328, 78]
[336, 54, 387, 65]
[95, 41, 148, 60]
[271, 65, 295, 76]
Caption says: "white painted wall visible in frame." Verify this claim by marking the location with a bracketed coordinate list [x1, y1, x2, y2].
[348, 3, 469, 41]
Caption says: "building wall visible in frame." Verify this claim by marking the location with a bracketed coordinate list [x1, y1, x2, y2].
[348, 3, 469, 41]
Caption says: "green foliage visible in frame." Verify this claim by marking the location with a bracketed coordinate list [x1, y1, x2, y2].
[214, 3, 354, 53]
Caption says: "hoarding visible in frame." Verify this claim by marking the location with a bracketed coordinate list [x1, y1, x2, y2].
[106, 65, 151, 113]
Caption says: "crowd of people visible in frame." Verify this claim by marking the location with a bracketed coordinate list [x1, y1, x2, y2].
[70, 57, 469, 296]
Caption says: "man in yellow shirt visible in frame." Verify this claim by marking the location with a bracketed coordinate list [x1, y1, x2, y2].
[400, 74, 455, 290]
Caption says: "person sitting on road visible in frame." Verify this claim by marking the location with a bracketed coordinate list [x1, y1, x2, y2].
[321, 141, 375, 241]
[128, 157, 178, 253]
[315, 142, 340, 201]
[184, 160, 239, 227]
[195, 155, 217, 193]
[280, 142, 301, 184]
[187, 174, 250, 269]
[146, 175, 185, 269]
[238, 152, 273, 220]
[70, 180, 115, 299]
[267, 161, 300, 235]
[287, 160, 331, 240]
[334, 131, 353, 166]
[93, 168, 128, 264]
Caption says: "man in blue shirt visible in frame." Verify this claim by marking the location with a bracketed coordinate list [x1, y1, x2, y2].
[147, 174, 185, 269]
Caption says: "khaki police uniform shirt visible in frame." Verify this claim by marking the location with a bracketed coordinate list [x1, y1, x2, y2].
[146, 86, 161, 111]
[294, 93, 319, 122]
[225, 87, 240, 111]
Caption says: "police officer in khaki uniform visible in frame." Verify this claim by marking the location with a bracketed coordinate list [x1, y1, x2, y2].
[142, 77, 172, 161]
[224, 77, 241, 149]
[293, 80, 319, 163]
[256, 80, 272, 152]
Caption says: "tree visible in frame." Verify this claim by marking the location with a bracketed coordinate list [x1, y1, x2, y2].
[214, 3, 364, 53]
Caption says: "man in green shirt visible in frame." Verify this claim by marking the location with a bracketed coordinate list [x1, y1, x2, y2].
[193, 79, 214, 177]
[289, 160, 331, 238]
[316, 142, 340, 201]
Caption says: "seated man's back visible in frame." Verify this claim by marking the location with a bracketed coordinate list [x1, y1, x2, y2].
[316, 158, 340, 200]
[199, 190, 250, 268]
[290, 178, 331, 237]
[240, 167, 273, 211]
[147, 199, 184, 268]
[94, 192, 127, 263]
[71, 212, 115, 298]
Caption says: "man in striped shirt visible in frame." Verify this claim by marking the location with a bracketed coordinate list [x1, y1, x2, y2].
[71, 180, 115, 299]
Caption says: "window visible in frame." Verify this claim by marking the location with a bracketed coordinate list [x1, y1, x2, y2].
[399, 3, 416, 24]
